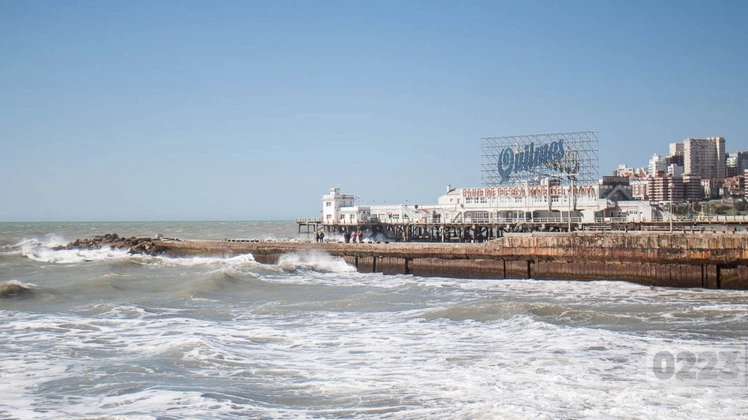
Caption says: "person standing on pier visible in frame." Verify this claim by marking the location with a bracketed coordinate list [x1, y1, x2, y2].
[344, 231, 351, 243]
[358, 230, 363, 243]
[319, 231, 324, 243]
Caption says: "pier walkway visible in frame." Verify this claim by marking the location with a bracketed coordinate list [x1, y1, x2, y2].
[148, 231, 748, 290]
[296, 215, 748, 242]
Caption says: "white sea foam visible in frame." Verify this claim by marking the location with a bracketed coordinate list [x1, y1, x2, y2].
[6, 236, 131, 264]
[143, 253, 258, 268]
[277, 250, 356, 273]
[2, 298, 747, 419]
[26, 246, 131, 264]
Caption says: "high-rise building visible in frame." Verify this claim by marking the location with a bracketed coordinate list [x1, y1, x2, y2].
[683, 175, 703, 201]
[683, 137, 726, 180]
[665, 155, 684, 167]
[647, 174, 684, 202]
[648, 154, 665, 176]
[669, 142, 684, 157]
[727, 154, 739, 178]
[736, 151, 748, 173]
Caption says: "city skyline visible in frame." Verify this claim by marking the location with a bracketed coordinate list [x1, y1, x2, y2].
[623, 136, 747, 176]
[2, 1, 747, 221]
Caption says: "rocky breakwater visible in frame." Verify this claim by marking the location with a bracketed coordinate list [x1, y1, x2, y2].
[56, 233, 163, 256]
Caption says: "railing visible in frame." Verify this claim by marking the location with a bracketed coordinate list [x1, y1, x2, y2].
[584, 225, 613, 231]
[325, 220, 380, 225]
[302, 215, 747, 226]
[436, 216, 584, 224]
[648, 215, 748, 223]
[296, 217, 321, 223]
[594, 217, 628, 223]
[527, 217, 584, 223]
[692, 215, 748, 222]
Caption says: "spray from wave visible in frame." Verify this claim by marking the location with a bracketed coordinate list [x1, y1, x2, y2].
[10, 237, 131, 264]
[139, 253, 259, 268]
[1, 235, 67, 255]
[277, 250, 356, 273]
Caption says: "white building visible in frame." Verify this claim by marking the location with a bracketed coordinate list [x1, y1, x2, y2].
[319, 182, 659, 227]
[648, 154, 665, 176]
[322, 188, 366, 224]
[614, 164, 634, 177]
[666, 164, 684, 177]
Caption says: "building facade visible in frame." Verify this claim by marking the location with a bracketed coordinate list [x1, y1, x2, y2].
[647, 174, 684, 202]
[683, 175, 704, 201]
[727, 151, 748, 178]
[684, 137, 726, 180]
[648, 154, 665, 176]
[669, 142, 684, 157]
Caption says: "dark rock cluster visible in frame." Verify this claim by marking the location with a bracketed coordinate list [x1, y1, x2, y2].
[56, 233, 162, 256]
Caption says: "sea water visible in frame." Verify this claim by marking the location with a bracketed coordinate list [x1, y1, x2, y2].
[1, 221, 747, 419]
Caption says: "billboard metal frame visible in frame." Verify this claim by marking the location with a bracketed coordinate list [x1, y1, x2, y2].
[481, 131, 599, 187]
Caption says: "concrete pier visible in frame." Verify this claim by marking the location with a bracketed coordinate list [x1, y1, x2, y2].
[139, 232, 748, 290]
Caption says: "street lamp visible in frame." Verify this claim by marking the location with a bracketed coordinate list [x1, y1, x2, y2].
[669, 182, 674, 233]
[568, 177, 574, 232]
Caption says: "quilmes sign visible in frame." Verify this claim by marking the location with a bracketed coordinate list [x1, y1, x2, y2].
[497, 140, 565, 183]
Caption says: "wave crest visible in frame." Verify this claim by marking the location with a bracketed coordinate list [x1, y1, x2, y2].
[277, 250, 355, 273]
[2, 236, 130, 264]
[0, 280, 36, 299]
[140, 253, 258, 268]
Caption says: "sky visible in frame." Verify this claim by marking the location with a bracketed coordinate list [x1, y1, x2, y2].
[1, 0, 747, 221]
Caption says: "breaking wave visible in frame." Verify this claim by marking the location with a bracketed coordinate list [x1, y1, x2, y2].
[3, 236, 130, 264]
[277, 251, 356, 273]
[0, 280, 36, 299]
[141, 253, 258, 268]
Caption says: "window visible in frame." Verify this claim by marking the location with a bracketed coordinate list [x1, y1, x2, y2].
[339, 214, 345, 220]
[325, 201, 332, 207]
[349, 214, 355, 220]
[479, 197, 487, 204]
[326, 215, 332, 220]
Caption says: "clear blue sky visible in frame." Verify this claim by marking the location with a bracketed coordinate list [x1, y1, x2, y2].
[1, 0, 746, 221]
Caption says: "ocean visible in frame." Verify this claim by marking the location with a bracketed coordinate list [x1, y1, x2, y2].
[1, 221, 747, 419]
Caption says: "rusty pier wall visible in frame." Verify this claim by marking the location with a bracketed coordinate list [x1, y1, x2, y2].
[152, 232, 748, 289]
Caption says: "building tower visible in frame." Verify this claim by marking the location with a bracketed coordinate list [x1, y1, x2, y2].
[683, 137, 726, 180]
[669, 142, 684, 157]
[648, 154, 665, 176]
